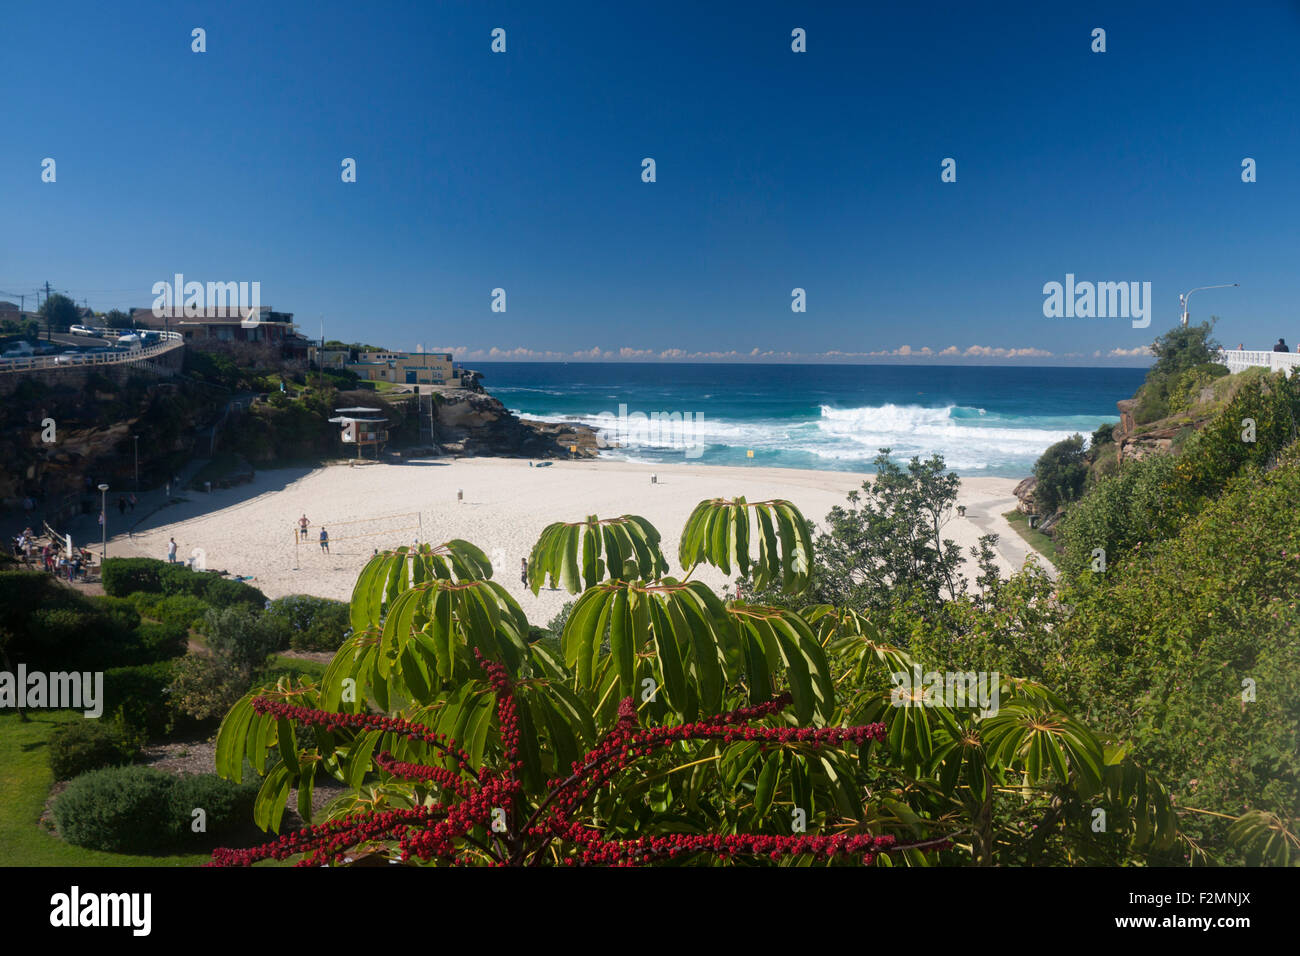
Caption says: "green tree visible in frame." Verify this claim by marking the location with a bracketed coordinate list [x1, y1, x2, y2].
[104, 309, 134, 330]
[1134, 320, 1228, 423]
[1032, 434, 1088, 515]
[38, 293, 80, 338]
[811, 450, 966, 612]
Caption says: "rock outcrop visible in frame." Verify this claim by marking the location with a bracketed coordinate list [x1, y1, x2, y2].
[424, 386, 600, 459]
[1012, 476, 1038, 514]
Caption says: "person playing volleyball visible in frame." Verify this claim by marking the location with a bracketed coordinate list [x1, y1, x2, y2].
[319, 527, 329, 553]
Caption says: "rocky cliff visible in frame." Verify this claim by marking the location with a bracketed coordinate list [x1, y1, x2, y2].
[388, 384, 602, 459]
[0, 373, 224, 525]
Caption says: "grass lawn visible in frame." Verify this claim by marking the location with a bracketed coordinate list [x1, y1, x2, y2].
[1002, 510, 1061, 564]
[0, 711, 210, 866]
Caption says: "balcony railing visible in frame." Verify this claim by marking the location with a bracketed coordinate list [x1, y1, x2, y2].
[1216, 348, 1300, 377]
[0, 331, 184, 374]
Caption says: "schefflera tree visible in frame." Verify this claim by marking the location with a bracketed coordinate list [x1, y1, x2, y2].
[212, 497, 1179, 866]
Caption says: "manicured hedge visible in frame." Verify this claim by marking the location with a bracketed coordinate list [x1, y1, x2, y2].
[169, 774, 260, 846]
[53, 765, 177, 852]
[101, 557, 166, 597]
[48, 719, 139, 781]
[52, 765, 260, 853]
[102, 661, 175, 737]
[103, 557, 267, 609]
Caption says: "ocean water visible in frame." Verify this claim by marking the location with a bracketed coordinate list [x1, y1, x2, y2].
[473, 363, 1147, 477]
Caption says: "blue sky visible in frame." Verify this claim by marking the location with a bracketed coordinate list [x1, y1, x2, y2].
[3, 1, 1297, 364]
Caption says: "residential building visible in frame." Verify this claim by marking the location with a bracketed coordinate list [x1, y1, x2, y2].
[131, 306, 308, 367]
[346, 350, 461, 386]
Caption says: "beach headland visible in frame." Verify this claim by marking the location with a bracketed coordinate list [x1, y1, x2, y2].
[113, 457, 1043, 623]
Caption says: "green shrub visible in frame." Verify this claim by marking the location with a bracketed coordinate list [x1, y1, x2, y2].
[124, 591, 161, 618]
[151, 594, 212, 631]
[266, 595, 351, 651]
[134, 620, 189, 662]
[1057, 443, 1300, 860]
[102, 661, 175, 737]
[101, 557, 167, 596]
[203, 576, 268, 610]
[48, 719, 139, 780]
[1059, 371, 1300, 578]
[1032, 434, 1088, 515]
[169, 774, 260, 845]
[53, 765, 177, 852]
[159, 564, 266, 609]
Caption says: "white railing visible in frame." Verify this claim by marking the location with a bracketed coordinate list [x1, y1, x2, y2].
[0, 331, 184, 374]
[1217, 348, 1300, 377]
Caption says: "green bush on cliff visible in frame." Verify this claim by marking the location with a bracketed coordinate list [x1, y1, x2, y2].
[1055, 443, 1300, 862]
[1058, 370, 1300, 577]
[1031, 434, 1088, 515]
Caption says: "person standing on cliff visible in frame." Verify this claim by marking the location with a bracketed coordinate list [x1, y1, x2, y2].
[1274, 338, 1290, 352]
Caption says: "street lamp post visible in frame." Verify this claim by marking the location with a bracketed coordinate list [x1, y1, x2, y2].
[1180, 283, 1239, 327]
[98, 483, 109, 560]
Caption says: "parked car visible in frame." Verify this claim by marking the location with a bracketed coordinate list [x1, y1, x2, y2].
[70, 324, 97, 336]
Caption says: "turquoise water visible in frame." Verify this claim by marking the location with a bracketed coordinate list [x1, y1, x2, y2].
[474, 362, 1146, 477]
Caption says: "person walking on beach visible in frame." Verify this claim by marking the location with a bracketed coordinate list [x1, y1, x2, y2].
[520, 558, 528, 586]
[168, 537, 178, 563]
[299, 514, 310, 540]
[319, 528, 330, 553]
[1274, 338, 1290, 353]
[128, 493, 136, 513]
[165, 479, 171, 497]
[117, 495, 127, 517]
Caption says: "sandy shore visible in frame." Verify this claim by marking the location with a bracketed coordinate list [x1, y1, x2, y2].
[113, 458, 1042, 624]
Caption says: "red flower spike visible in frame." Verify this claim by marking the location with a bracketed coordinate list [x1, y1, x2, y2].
[212, 662, 935, 867]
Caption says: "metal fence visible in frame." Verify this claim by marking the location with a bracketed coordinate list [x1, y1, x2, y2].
[0, 330, 184, 374]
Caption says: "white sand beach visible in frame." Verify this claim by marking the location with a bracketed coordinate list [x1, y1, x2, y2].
[113, 458, 1043, 623]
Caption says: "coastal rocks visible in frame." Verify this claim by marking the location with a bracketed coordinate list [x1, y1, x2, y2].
[423, 384, 599, 460]
[1012, 476, 1038, 514]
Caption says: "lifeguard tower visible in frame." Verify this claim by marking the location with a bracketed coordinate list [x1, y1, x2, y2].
[328, 407, 389, 460]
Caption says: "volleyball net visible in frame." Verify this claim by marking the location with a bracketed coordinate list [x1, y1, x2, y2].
[293, 511, 424, 561]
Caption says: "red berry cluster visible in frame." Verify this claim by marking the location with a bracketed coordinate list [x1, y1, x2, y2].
[211, 654, 921, 867]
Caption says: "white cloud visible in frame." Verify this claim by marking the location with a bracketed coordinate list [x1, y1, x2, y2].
[424, 343, 1096, 363]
